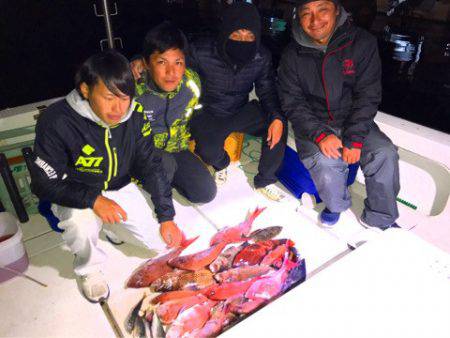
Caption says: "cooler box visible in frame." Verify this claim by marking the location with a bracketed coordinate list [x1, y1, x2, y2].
[276, 146, 359, 203]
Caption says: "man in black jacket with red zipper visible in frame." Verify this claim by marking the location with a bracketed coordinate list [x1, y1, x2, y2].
[279, 0, 400, 229]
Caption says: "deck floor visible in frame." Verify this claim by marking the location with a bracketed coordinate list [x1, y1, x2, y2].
[0, 137, 443, 337]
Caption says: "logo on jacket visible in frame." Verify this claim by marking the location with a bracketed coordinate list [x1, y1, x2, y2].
[144, 110, 155, 122]
[342, 59, 355, 75]
[35, 156, 57, 179]
[75, 144, 104, 171]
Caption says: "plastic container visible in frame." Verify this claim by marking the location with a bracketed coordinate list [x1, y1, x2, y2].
[224, 132, 245, 162]
[276, 146, 359, 203]
[0, 212, 29, 283]
[189, 132, 245, 163]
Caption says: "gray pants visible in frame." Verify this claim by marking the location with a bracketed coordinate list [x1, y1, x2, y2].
[299, 124, 400, 227]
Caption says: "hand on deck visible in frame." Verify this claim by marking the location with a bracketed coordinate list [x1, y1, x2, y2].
[342, 147, 361, 164]
[318, 134, 343, 159]
[267, 118, 283, 150]
[160, 221, 183, 248]
[130, 59, 145, 80]
[93, 195, 128, 224]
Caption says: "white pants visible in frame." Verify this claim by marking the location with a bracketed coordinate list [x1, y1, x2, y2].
[52, 183, 167, 276]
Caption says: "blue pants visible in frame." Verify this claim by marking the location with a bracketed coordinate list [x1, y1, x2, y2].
[299, 124, 400, 227]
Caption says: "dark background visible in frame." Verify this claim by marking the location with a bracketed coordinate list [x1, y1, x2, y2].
[1, 0, 449, 133]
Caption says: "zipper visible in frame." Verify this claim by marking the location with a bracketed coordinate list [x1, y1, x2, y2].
[103, 128, 113, 190]
[113, 147, 118, 177]
[321, 40, 354, 123]
[162, 96, 171, 149]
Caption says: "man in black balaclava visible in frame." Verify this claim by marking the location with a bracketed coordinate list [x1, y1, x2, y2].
[278, 0, 401, 229]
[188, 2, 288, 202]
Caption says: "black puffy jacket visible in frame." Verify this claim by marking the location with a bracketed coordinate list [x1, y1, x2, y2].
[188, 2, 283, 122]
[278, 20, 382, 150]
[31, 91, 175, 222]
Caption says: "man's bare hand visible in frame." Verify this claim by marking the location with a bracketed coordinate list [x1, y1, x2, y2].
[160, 221, 183, 248]
[318, 134, 343, 159]
[93, 195, 127, 224]
[342, 147, 361, 164]
[267, 118, 284, 150]
[130, 59, 145, 80]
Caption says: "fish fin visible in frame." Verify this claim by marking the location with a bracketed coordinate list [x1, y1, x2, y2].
[181, 235, 199, 248]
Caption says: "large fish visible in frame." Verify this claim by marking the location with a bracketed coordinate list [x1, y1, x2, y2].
[229, 297, 266, 315]
[248, 226, 283, 241]
[169, 242, 227, 271]
[151, 290, 201, 305]
[203, 278, 257, 301]
[209, 243, 248, 274]
[156, 294, 209, 325]
[189, 302, 229, 337]
[127, 236, 198, 288]
[245, 255, 297, 301]
[165, 300, 216, 338]
[210, 207, 266, 246]
[214, 265, 273, 284]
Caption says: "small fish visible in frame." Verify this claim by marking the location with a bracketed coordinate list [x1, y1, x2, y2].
[214, 265, 273, 283]
[178, 269, 217, 290]
[209, 243, 248, 274]
[203, 278, 256, 301]
[150, 269, 189, 292]
[156, 294, 209, 325]
[165, 300, 216, 338]
[233, 243, 270, 267]
[189, 302, 229, 337]
[210, 208, 266, 246]
[127, 237, 198, 288]
[245, 255, 297, 301]
[169, 242, 227, 271]
[151, 312, 165, 338]
[151, 289, 201, 305]
[133, 316, 146, 338]
[247, 226, 283, 241]
[125, 297, 144, 333]
[260, 244, 289, 267]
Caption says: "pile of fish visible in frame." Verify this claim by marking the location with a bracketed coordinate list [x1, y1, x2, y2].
[125, 208, 306, 338]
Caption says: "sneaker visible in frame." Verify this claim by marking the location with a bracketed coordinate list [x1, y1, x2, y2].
[359, 218, 401, 231]
[214, 168, 228, 186]
[256, 184, 286, 202]
[103, 229, 124, 245]
[77, 272, 110, 303]
[320, 208, 340, 227]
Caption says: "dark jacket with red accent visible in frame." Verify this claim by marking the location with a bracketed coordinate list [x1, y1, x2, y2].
[278, 16, 382, 153]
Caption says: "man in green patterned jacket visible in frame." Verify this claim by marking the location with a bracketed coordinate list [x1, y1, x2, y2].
[134, 22, 216, 204]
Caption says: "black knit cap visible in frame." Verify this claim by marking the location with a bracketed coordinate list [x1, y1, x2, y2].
[218, 2, 261, 50]
[295, 0, 340, 7]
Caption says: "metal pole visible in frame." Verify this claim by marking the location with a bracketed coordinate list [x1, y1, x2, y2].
[101, 0, 115, 49]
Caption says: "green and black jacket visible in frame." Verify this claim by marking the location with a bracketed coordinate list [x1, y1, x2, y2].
[30, 90, 175, 222]
[135, 68, 202, 153]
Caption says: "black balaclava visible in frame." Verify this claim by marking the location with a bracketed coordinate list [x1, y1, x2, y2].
[218, 2, 261, 67]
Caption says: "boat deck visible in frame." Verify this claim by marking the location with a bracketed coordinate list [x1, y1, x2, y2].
[1, 136, 449, 338]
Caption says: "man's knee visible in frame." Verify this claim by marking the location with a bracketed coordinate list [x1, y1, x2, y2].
[362, 145, 399, 173]
[185, 181, 217, 204]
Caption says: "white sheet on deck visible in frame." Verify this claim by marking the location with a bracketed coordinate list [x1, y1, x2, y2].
[222, 229, 450, 338]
